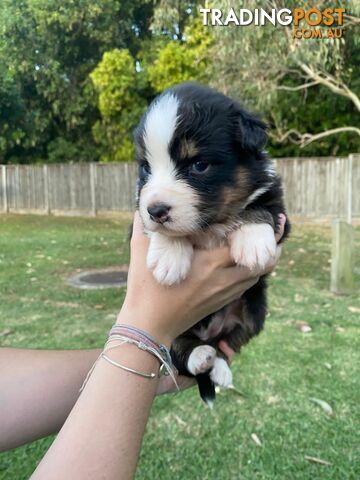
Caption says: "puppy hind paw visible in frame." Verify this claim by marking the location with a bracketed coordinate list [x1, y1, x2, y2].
[187, 345, 217, 375]
[210, 357, 233, 388]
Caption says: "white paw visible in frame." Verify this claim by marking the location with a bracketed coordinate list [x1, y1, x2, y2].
[210, 357, 233, 388]
[147, 234, 193, 285]
[187, 345, 217, 375]
[229, 223, 276, 271]
[152, 254, 192, 285]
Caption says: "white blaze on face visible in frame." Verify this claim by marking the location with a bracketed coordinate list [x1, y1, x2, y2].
[143, 93, 179, 168]
[139, 93, 200, 234]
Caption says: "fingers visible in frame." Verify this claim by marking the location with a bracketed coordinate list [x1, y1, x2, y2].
[218, 340, 235, 364]
[131, 211, 144, 238]
[263, 244, 282, 275]
[198, 214, 286, 270]
[227, 276, 259, 303]
[156, 374, 196, 395]
[195, 244, 235, 269]
[275, 214, 286, 243]
[130, 211, 149, 248]
[222, 241, 282, 301]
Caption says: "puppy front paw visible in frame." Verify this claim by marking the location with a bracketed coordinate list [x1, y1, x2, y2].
[229, 223, 276, 271]
[147, 233, 193, 285]
[210, 357, 233, 388]
[187, 345, 217, 375]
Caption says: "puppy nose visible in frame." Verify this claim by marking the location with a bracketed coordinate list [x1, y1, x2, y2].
[147, 203, 171, 223]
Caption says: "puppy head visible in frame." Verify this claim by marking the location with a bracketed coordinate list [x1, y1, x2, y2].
[135, 82, 270, 236]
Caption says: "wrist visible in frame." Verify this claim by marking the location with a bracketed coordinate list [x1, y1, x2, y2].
[116, 305, 174, 348]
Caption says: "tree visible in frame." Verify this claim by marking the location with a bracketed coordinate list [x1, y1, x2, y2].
[0, 0, 152, 163]
[90, 1, 212, 161]
[147, 17, 213, 93]
[210, 0, 360, 156]
[90, 49, 147, 162]
[0, 64, 27, 162]
[150, 0, 199, 40]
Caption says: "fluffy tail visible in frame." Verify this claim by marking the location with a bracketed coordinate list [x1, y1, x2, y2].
[196, 374, 216, 408]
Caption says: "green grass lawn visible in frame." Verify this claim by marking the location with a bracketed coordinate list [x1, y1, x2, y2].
[0, 214, 359, 480]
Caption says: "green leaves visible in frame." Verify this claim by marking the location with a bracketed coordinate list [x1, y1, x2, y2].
[0, 0, 148, 163]
[90, 49, 147, 162]
[90, 14, 213, 161]
[210, 0, 360, 157]
[148, 18, 213, 93]
[2, 0, 357, 163]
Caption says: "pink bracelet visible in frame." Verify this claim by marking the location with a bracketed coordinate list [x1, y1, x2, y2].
[109, 324, 172, 366]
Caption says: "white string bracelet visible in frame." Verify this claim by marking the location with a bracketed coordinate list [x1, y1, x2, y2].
[107, 334, 179, 389]
[101, 352, 157, 379]
[80, 329, 179, 392]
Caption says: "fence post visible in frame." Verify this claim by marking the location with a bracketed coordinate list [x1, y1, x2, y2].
[330, 220, 354, 295]
[90, 163, 97, 216]
[43, 164, 50, 214]
[347, 154, 353, 224]
[2, 165, 8, 213]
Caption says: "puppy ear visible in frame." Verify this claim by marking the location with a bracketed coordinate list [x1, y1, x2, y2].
[236, 109, 268, 152]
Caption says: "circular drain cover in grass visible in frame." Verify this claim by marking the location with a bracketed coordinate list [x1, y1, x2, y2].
[67, 266, 128, 289]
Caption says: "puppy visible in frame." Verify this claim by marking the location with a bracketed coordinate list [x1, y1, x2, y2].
[134, 82, 290, 406]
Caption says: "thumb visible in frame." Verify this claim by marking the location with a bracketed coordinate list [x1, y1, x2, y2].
[130, 211, 148, 245]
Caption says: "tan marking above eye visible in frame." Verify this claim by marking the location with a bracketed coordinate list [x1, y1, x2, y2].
[180, 139, 199, 159]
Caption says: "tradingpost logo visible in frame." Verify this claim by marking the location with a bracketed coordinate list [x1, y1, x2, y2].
[200, 7, 346, 39]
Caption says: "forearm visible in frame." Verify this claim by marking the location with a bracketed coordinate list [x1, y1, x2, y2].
[31, 342, 160, 480]
[0, 347, 100, 451]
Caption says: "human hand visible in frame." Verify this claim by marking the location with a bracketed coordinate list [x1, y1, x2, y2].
[118, 213, 286, 347]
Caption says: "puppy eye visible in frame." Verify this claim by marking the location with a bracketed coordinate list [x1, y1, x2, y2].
[140, 162, 151, 175]
[190, 161, 210, 174]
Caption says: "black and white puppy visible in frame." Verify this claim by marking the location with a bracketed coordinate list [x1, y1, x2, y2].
[134, 82, 290, 406]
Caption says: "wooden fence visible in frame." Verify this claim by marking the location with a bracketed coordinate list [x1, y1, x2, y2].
[0, 155, 359, 219]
